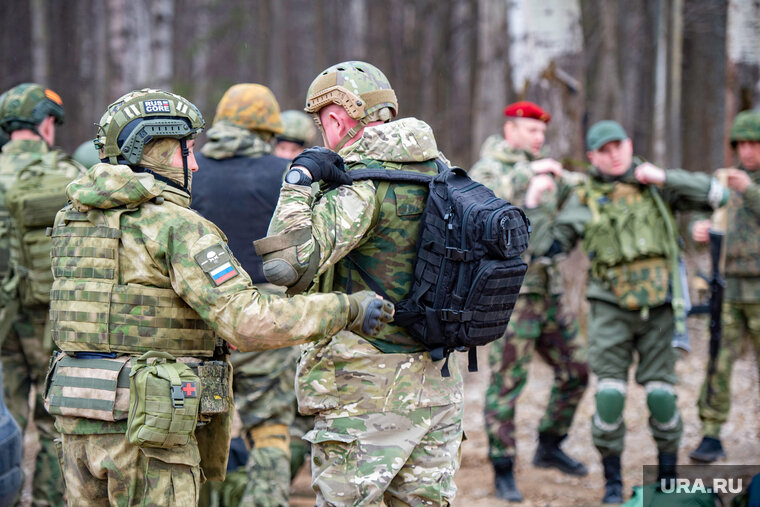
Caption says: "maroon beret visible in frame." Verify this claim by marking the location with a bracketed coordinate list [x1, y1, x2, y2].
[503, 101, 551, 123]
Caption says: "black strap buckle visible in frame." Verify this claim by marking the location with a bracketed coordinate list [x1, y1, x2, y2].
[171, 385, 185, 408]
[439, 309, 473, 322]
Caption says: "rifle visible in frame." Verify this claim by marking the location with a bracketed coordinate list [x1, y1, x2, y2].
[688, 171, 728, 403]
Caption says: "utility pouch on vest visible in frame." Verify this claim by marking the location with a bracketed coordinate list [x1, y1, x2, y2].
[44, 352, 131, 421]
[603, 257, 670, 310]
[182, 359, 230, 416]
[127, 351, 200, 449]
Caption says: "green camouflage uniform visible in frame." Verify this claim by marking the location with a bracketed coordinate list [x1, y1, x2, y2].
[695, 166, 760, 438]
[196, 121, 300, 507]
[530, 163, 724, 457]
[51, 163, 357, 507]
[0, 139, 84, 507]
[267, 118, 465, 505]
[469, 135, 588, 461]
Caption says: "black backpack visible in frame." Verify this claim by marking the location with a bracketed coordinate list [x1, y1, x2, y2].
[349, 159, 530, 374]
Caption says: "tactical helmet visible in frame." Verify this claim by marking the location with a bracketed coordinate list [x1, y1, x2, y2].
[72, 140, 101, 169]
[94, 88, 204, 166]
[276, 110, 317, 146]
[212, 84, 284, 134]
[730, 110, 760, 146]
[0, 83, 65, 134]
[305, 61, 397, 150]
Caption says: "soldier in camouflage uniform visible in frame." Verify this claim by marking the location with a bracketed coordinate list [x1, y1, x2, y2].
[0, 83, 86, 507]
[258, 61, 465, 505]
[689, 110, 760, 463]
[44, 88, 392, 506]
[528, 120, 728, 503]
[274, 109, 317, 160]
[271, 108, 319, 483]
[469, 101, 589, 502]
[192, 84, 297, 507]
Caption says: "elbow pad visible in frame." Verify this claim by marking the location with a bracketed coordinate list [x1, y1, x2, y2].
[253, 228, 320, 294]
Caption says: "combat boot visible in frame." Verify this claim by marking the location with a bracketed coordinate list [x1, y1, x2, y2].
[492, 457, 523, 502]
[657, 452, 677, 489]
[532, 432, 588, 476]
[602, 456, 623, 504]
[689, 436, 725, 463]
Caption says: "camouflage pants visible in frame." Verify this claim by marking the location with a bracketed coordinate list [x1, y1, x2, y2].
[588, 300, 682, 457]
[200, 347, 299, 507]
[59, 432, 201, 506]
[698, 301, 760, 437]
[306, 404, 464, 506]
[1, 306, 63, 507]
[484, 293, 588, 460]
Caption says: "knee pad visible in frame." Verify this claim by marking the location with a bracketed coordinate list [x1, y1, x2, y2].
[594, 379, 626, 430]
[645, 382, 678, 429]
[249, 424, 291, 455]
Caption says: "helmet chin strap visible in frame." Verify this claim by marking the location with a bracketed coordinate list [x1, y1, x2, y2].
[332, 116, 369, 152]
[180, 138, 189, 191]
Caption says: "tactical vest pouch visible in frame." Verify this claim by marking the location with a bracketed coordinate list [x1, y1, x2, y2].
[182, 359, 231, 416]
[44, 352, 131, 421]
[127, 351, 200, 449]
[5, 169, 71, 306]
[603, 257, 670, 310]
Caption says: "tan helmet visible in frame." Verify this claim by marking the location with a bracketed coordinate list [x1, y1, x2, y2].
[305, 61, 397, 150]
[212, 84, 284, 135]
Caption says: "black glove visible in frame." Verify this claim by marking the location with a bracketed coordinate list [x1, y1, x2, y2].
[346, 291, 395, 336]
[292, 147, 352, 186]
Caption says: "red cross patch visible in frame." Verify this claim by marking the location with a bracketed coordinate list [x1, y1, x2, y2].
[181, 381, 197, 397]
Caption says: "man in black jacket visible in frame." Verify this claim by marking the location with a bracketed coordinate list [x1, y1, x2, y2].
[192, 83, 296, 507]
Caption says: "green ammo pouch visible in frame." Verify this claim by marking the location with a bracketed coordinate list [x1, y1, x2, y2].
[127, 351, 200, 449]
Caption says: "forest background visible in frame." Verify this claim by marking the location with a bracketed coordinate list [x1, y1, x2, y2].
[1, 0, 759, 173]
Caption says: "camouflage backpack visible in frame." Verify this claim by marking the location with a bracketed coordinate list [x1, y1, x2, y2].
[4, 156, 71, 306]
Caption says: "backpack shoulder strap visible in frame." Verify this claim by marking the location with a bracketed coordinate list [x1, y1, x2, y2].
[350, 168, 433, 184]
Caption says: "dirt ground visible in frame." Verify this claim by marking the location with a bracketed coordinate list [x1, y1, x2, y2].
[291, 251, 760, 506]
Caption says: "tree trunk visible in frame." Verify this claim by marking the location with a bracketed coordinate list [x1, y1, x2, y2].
[681, 0, 728, 173]
[472, 0, 510, 161]
[507, 0, 584, 163]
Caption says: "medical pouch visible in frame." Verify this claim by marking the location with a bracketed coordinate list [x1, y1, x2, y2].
[127, 351, 200, 449]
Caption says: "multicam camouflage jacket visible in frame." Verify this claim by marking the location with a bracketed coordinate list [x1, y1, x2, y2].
[532, 163, 723, 308]
[468, 134, 578, 295]
[267, 118, 464, 418]
[52, 162, 354, 435]
[0, 139, 84, 281]
[200, 121, 273, 160]
[692, 166, 760, 301]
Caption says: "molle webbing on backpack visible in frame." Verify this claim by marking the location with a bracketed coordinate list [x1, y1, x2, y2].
[349, 160, 530, 373]
[49, 209, 216, 357]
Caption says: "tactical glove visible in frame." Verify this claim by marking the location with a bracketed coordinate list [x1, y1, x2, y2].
[346, 291, 395, 336]
[292, 147, 352, 186]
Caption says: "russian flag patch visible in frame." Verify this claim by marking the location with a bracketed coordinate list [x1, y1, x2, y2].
[194, 243, 240, 286]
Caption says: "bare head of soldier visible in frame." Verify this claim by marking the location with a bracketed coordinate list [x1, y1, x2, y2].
[585, 120, 633, 176]
[0, 83, 65, 146]
[502, 102, 551, 157]
[304, 61, 397, 152]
